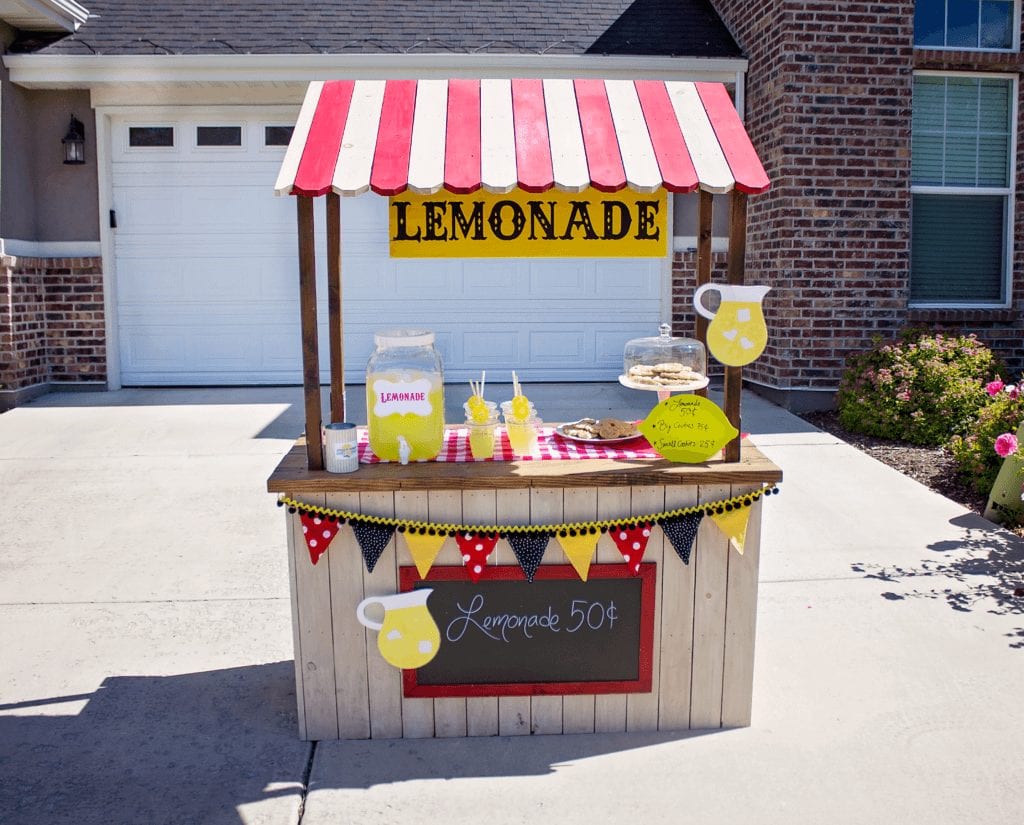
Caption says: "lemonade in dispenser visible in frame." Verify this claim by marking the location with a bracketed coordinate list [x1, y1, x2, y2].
[366, 330, 445, 462]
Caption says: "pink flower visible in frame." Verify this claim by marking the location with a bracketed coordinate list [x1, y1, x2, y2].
[986, 379, 1005, 397]
[994, 432, 1018, 458]
[1007, 385, 1019, 400]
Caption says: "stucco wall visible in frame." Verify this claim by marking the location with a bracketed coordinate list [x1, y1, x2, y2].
[0, 28, 99, 244]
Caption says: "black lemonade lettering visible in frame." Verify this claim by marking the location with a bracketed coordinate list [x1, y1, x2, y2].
[394, 197, 663, 246]
[488, 200, 527, 240]
[423, 201, 449, 241]
[635, 200, 660, 240]
[450, 200, 485, 240]
[602, 200, 632, 239]
[560, 200, 599, 240]
[391, 200, 422, 241]
[527, 200, 557, 240]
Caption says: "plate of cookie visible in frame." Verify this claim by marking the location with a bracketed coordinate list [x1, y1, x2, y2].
[619, 362, 709, 392]
[555, 417, 644, 444]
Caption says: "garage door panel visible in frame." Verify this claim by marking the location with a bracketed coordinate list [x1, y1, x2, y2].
[112, 110, 664, 386]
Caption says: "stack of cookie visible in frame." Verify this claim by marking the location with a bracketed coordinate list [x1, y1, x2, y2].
[560, 417, 638, 440]
[626, 362, 705, 387]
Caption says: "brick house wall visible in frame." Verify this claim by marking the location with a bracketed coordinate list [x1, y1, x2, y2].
[697, 1, 1024, 409]
[0, 255, 105, 408]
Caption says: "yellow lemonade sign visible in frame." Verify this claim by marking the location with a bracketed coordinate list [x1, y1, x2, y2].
[389, 188, 667, 258]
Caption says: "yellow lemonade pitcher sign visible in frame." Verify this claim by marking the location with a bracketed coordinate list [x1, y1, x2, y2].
[389, 188, 667, 258]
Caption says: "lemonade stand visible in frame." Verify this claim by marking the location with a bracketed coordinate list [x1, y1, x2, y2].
[267, 78, 781, 740]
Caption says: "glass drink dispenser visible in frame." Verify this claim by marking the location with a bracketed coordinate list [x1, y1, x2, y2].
[366, 329, 445, 462]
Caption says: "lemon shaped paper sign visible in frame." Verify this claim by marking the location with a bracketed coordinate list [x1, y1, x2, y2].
[639, 395, 739, 463]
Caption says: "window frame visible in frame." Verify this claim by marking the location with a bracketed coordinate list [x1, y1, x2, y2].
[913, 0, 1021, 53]
[910, 70, 1018, 308]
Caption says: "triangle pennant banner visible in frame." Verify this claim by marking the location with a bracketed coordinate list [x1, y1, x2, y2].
[403, 530, 447, 578]
[711, 507, 752, 554]
[455, 532, 499, 583]
[351, 520, 396, 572]
[506, 533, 550, 582]
[609, 523, 653, 575]
[300, 512, 341, 565]
[556, 531, 600, 582]
[663, 512, 703, 565]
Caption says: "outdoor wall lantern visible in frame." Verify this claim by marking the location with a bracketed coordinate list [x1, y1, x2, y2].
[62, 115, 85, 165]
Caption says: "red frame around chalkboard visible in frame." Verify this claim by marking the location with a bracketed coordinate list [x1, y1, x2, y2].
[399, 563, 655, 697]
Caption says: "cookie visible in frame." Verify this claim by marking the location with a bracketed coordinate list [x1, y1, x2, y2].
[596, 418, 637, 439]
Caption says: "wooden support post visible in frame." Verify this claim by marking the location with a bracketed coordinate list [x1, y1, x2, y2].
[696, 190, 713, 400]
[297, 196, 324, 470]
[327, 193, 345, 424]
[723, 191, 748, 463]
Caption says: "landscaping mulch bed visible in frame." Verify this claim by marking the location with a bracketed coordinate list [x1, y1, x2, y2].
[798, 410, 989, 517]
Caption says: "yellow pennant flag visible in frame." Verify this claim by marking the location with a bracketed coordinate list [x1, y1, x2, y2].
[710, 507, 752, 554]
[556, 532, 600, 581]
[402, 531, 447, 578]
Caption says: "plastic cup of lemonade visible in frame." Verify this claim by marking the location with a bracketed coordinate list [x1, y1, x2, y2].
[466, 414, 499, 460]
[505, 415, 541, 457]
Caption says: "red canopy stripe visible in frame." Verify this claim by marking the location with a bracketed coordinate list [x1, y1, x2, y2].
[369, 79, 417, 196]
[573, 79, 626, 193]
[444, 79, 482, 195]
[695, 82, 771, 195]
[511, 78, 554, 193]
[292, 80, 355, 197]
[634, 80, 699, 194]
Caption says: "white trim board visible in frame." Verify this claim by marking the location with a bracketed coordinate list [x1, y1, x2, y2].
[0, 238, 101, 257]
[4, 53, 748, 90]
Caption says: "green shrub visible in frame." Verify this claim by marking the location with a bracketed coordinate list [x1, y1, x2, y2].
[836, 330, 997, 446]
[949, 386, 1024, 496]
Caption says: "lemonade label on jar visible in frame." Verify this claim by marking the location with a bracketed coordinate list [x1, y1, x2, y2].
[372, 378, 434, 417]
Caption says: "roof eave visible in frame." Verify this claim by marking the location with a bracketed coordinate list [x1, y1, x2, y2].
[2, 0, 90, 32]
[3, 52, 749, 90]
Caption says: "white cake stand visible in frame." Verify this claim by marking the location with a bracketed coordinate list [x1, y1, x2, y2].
[618, 374, 710, 403]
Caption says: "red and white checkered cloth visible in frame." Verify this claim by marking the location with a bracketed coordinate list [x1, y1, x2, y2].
[358, 426, 659, 463]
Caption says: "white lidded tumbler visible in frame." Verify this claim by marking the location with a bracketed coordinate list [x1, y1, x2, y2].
[322, 422, 359, 473]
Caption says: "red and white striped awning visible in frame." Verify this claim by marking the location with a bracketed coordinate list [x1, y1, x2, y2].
[275, 78, 770, 199]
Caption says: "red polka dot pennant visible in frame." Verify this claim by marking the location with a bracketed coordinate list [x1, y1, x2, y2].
[300, 512, 341, 565]
[609, 523, 653, 575]
[455, 532, 499, 583]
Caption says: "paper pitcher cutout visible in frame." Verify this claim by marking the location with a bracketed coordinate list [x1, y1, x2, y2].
[356, 589, 441, 669]
[694, 284, 770, 367]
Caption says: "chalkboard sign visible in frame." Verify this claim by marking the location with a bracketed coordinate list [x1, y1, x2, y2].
[400, 564, 655, 698]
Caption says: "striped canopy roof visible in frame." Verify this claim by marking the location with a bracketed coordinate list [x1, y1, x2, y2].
[275, 78, 770, 199]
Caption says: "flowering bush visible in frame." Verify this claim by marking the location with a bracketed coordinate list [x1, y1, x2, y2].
[836, 330, 998, 446]
[949, 378, 1024, 496]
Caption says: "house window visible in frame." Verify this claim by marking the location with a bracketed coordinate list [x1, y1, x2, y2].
[910, 74, 1015, 304]
[264, 126, 294, 146]
[128, 126, 174, 147]
[196, 126, 242, 147]
[914, 0, 1017, 50]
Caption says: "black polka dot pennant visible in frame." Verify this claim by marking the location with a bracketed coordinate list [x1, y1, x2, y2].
[506, 533, 550, 582]
[351, 521, 396, 573]
[663, 512, 703, 565]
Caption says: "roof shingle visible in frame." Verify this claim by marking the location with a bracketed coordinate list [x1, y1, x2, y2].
[30, 0, 741, 58]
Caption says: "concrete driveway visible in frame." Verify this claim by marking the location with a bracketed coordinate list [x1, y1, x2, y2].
[1, 386, 1022, 825]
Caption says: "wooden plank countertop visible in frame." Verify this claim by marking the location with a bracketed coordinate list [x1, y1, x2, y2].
[267, 433, 782, 494]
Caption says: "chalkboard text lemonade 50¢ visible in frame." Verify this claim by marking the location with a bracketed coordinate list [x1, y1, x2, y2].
[445, 593, 618, 643]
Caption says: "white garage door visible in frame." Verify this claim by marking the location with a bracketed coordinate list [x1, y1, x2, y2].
[111, 110, 664, 385]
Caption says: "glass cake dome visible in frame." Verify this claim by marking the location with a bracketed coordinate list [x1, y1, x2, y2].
[620, 323, 708, 392]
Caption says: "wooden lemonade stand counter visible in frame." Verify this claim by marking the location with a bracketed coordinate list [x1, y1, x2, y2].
[269, 77, 777, 739]
[269, 438, 781, 739]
